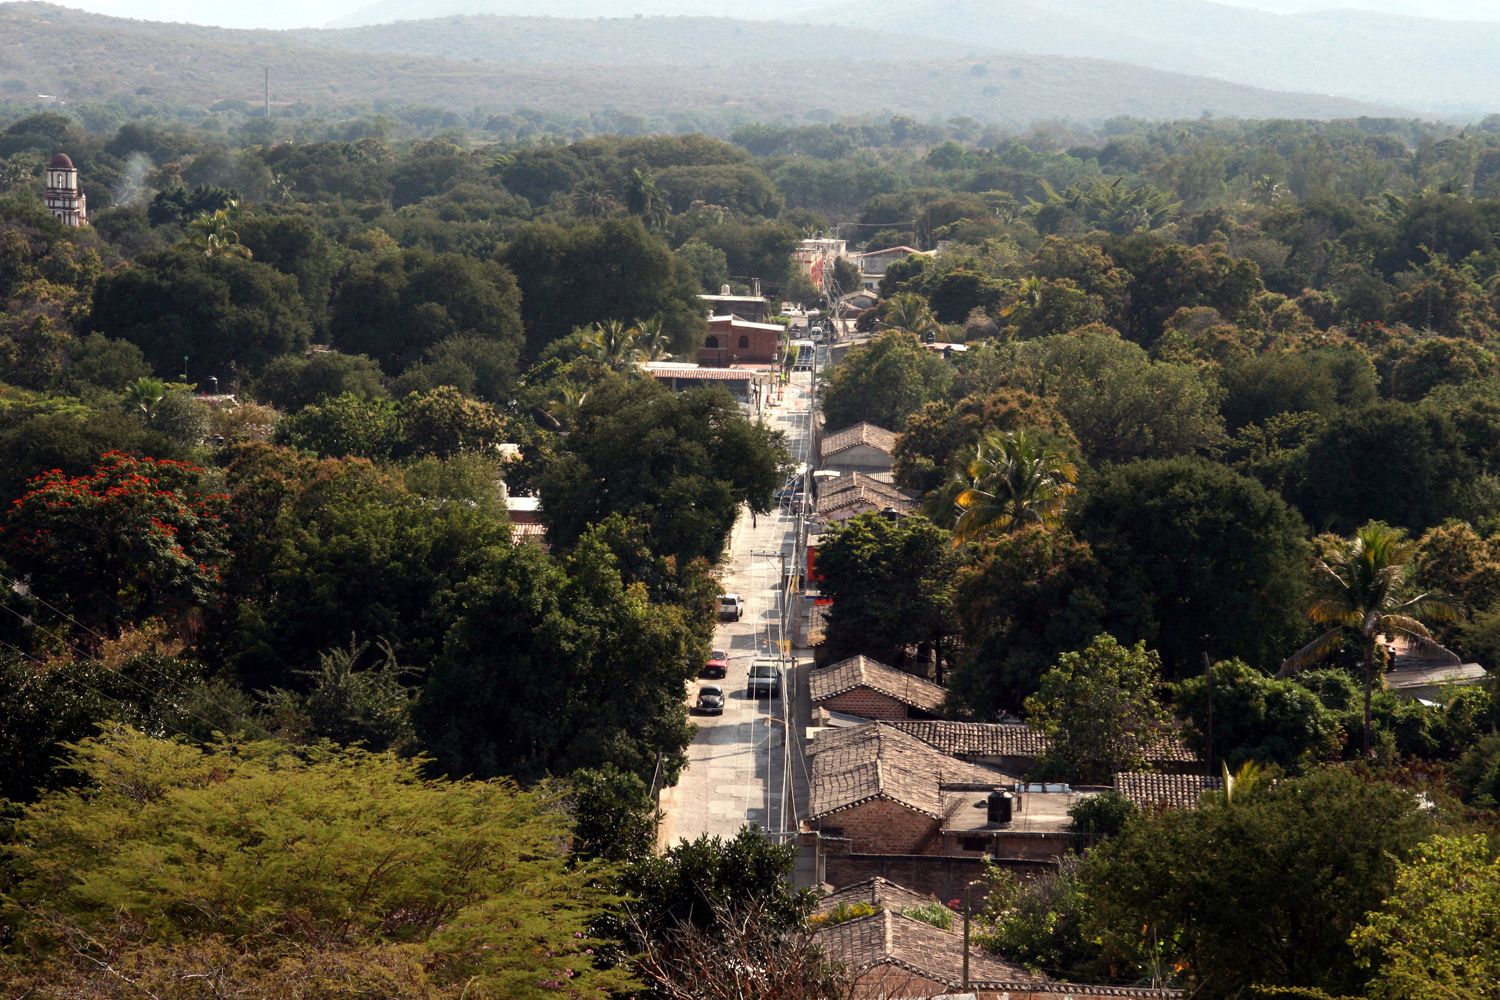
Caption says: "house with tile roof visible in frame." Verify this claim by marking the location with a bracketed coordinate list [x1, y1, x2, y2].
[818, 422, 898, 477]
[1115, 772, 1223, 810]
[810, 655, 948, 720]
[806, 723, 1014, 855]
[894, 721, 1202, 776]
[814, 472, 921, 523]
[815, 878, 1182, 1000]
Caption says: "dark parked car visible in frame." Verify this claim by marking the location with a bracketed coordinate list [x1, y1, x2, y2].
[747, 660, 781, 699]
[695, 684, 725, 715]
[702, 649, 728, 678]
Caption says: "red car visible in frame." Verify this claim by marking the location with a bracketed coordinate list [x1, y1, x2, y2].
[702, 649, 728, 678]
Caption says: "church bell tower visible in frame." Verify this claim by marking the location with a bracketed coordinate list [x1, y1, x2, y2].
[44, 152, 88, 227]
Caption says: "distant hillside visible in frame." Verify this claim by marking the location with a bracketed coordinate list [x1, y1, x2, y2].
[280, 14, 970, 66]
[0, 3, 1411, 127]
[803, 0, 1500, 117]
[319, 0, 1500, 117]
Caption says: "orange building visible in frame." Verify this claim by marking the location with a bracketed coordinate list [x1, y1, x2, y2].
[697, 314, 783, 367]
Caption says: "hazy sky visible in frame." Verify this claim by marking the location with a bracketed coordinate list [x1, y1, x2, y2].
[40, 0, 1500, 30]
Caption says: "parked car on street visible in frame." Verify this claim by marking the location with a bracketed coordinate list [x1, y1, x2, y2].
[747, 659, 781, 698]
[694, 684, 725, 715]
[719, 594, 744, 621]
[702, 649, 728, 678]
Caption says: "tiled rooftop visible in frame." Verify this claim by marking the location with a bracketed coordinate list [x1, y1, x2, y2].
[819, 877, 949, 918]
[894, 721, 1199, 764]
[807, 722, 1014, 820]
[809, 656, 948, 715]
[821, 422, 898, 458]
[1115, 772, 1222, 810]
[816, 908, 1039, 988]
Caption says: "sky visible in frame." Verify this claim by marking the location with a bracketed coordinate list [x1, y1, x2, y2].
[34, 0, 1500, 30]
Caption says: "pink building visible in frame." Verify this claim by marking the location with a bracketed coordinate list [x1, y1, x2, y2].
[45, 153, 87, 227]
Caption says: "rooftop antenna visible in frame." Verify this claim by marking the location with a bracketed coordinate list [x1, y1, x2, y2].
[264, 67, 269, 118]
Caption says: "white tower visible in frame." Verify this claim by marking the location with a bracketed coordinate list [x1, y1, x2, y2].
[44, 153, 87, 227]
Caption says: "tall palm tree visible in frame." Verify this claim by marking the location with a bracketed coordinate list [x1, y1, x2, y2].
[570, 178, 616, 218]
[580, 319, 644, 372]
[623, 169, 668, 230]
[123, 377, 166, 421]
[1276, 522, 1463, 758]
[923, 428, 1078, 544]
[632, 316, 672, 362]
[882, 292, 938, 337]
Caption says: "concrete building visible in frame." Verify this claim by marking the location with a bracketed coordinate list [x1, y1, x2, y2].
[810, 655, 947, 721]
[44, 153, 87, 227]
[642, 362, 774, 405]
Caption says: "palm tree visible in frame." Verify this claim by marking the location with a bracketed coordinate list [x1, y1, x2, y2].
[923, 428, 1078, 544]
[123, 377, 166, 421]
[632, 316, 672, 362]
[1276, 522, 1463, 758]
[570, 178, 616, 218]
[186, 204, 252, 258]
[623, 168, 669, 230]
[580, 319, 644, 372]
[542, 386, 590, 432]
[882, 292, 938, 337]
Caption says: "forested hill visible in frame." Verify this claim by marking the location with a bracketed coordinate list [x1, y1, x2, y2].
[810, 0, 1500, 118]
[322, 0, 1500, 118]
[0, 3, 1409, 127]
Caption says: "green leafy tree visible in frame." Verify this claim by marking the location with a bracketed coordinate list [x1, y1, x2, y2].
[1353, 834, 1500, 1000]
[86, 249, 313, 379]
[1171, 659, 1342, 771]
[329, 247, 524, 374]
[398, 386, 508, 459]
[1277, 522, 1462, 757]
[0, 451, 229, 636]
[259, 637, 416, 751]
[184, 204, 252, 259]
[500, 219, 705, 359]
[570, 763, 656, 863]
[1004, 329, 1224, 464]
[925, 428, 1078, 542]
[1071, 456, 1311, 676]
[1287, 401, 1476, 533]
[1024, 634, 1173, 783]
[820, 330, 952, 431]
[538, 380, 786, 565]
[951, 526, 1154, 715]
[253, 350, 387, 411]
[0, 725, 633, 999]
[580, 318, 646, 372]
[1454, 733, 1500, 807]
[815, 513, 961, 672]
[272, 391, 403, 459]
[1081, 768, 1437, 998]
[0, 409, 194, 504]
[414, 525, 700, 783]
[891, 389, 1073, 494]
[882, 291, 940, 337]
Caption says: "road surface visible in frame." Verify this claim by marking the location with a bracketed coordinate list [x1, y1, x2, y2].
[657, 370, 815, 847]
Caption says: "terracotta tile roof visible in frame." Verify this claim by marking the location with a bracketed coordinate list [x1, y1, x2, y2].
[816, 909, 1039, 988]
[807, 604, 829, 646]
[821, 422, 898, 459]
[807, 722, 1013, 820]
[815, 486, 918, 518]
[969, 983, 1181, 998]
[817, 472, 918, 504]
[893, 721, 1048, 757]
[1115, 772, 1222, 810]
[809, 656, 948, 715]
[819, 877, 948, 918]
[894, 721, 1199, 765]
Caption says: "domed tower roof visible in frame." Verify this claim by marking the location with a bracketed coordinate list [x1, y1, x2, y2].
[49, 152, 74, 169]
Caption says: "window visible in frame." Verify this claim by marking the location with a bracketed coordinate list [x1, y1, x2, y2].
[705, 335, 719, 348]
[738, 336, 750, 349]
[960, 837, 990, 853]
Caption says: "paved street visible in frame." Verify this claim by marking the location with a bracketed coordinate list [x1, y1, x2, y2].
[657, 370, 815, 847]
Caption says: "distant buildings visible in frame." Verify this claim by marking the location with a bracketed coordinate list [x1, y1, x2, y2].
[44, 153, 87, 227]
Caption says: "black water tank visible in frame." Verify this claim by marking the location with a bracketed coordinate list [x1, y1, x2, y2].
[987, 789, 1014, 824]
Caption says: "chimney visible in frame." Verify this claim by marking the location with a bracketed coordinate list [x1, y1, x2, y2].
[720, 284, 731, 295]
[752, 277, 762, 298]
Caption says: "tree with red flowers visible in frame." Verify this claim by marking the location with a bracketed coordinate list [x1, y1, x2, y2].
[1, 451, 230, 636]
